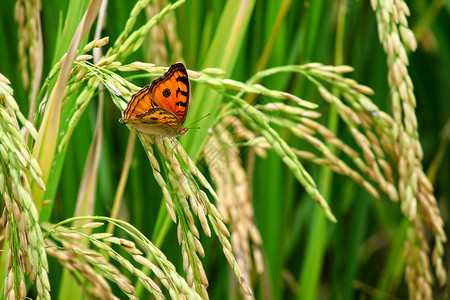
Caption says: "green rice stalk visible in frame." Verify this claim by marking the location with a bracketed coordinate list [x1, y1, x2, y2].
[46, 216, 202, 299]
[0, 79, 49, 299]
[371, 0, 447, 297]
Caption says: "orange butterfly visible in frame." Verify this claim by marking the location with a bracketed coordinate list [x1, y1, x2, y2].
[119, 62, 190, 137]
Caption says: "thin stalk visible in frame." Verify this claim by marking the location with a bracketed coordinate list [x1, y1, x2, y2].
[106, 131, 136, 235]
[298, 0, 346, 298]
[180, 0, 257, 159]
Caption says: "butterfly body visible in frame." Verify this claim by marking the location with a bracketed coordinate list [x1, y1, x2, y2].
[119, 62, 190, 137]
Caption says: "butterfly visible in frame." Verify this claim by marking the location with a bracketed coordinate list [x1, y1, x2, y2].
[119, 62, 190, 137]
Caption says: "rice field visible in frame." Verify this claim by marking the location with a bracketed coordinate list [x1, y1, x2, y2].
[0, 0, 449, 299]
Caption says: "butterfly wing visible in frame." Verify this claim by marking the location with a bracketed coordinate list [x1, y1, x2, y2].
[148, 62, 190, 125]
[120, 85, 153, 121]
[120, 107, 187, 137]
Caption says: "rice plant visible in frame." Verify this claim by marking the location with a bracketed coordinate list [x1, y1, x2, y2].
[0, 0, 448, 299]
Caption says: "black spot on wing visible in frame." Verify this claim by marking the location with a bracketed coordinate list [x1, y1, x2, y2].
[175, 101, 188, 107]
[176, 76, 189, 85]
[176, 88, 189, 97]
[162, 88, 171, 97]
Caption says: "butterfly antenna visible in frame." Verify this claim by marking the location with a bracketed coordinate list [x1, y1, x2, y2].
[184, 113, 211, 129]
